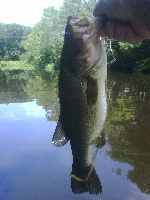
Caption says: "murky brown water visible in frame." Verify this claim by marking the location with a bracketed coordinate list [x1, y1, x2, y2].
[0, 70, 150, 200]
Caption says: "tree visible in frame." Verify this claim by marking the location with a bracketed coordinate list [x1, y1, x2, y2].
[109, 40, 150, 73]
[21, 7, 63, 69]
[21, 0, 150, 73]
[0, 23, 31, 61]
[21, 0, 97, 69]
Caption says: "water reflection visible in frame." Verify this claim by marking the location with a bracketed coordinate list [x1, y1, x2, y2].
[106, 72, 150, 194]
[0, 70, 150, 200]
[0, 70, 59, 120]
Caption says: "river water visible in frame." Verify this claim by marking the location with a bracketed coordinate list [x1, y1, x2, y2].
[0, 70, 150, 200]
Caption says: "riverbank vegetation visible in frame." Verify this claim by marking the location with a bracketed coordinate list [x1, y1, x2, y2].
[0, 0, 149, 73]
[0, 61, 34, 72]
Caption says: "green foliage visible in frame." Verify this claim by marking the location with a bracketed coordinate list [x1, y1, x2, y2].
[109, 40, 150, 73]
[0, 23, 31, 61]
[61, 0, 96, 17]
[20, 0, 97, 69]
[0, 61, 34, 71]
[21, 7, 63, 69]
[20, 0, 150, 73]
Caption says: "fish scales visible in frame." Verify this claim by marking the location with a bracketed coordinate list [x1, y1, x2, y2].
[59, 43, 107, 166]
[52, 16, 107, 194]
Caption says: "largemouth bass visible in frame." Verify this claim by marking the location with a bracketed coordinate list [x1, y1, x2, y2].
[52, 16, 107, 194]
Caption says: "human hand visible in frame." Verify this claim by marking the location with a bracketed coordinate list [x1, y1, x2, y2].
[93, 0, 150, 43]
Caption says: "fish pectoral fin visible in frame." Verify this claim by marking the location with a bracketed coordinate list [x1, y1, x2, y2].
[96, 131, 107, 149]
[52, 119, 69, 147]
[86, 75, 98, 105]
[90, 131, 107, 148]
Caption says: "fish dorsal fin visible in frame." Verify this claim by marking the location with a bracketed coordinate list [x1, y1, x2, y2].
[86, 75, 98, 105]
[52, 119, 69, 147]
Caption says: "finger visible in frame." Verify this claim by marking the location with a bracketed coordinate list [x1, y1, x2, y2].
[132, 22, 150, 41]
[105, 21, 116, 39]
[115, 23, 142, 43]
[97, 20, 146, 43]
[97, 28, 105, 37]
[104, 21, 143, 43]
[124, 26, 142, 43]
[114, 23, 126, 42]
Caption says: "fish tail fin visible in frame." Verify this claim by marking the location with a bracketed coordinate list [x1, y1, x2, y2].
[71, 178, 87, 194]
[71, 167, 102, 194]
[87, 167, 102, 194]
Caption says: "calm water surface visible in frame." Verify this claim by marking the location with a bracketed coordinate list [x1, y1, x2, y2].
[0, 70, 150, 200]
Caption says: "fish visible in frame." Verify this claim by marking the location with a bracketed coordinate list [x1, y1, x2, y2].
[52, 16, 107, 195]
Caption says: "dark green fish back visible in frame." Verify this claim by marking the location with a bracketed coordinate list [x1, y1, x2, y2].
[53, 16, 107, 195]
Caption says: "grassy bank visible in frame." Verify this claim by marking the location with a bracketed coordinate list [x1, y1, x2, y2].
[0, 61, 34, 72]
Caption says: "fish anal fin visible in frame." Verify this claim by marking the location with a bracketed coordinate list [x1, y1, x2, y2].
[86, 76, 98, 105]
[52, 119, 69, 147]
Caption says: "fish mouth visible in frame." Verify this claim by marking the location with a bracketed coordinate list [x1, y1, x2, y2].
[67, 16, 101, 49]
[64, 16, 103, 77]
